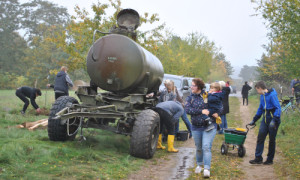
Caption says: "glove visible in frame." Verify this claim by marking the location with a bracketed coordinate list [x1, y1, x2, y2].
[248, 115, 260, 126]
[269, 116, 280, 130]
[248, 120, 255, 126]
[269, 120, 277, 130]
[253, 114, 261, 121]
[216, 116, 222, 125]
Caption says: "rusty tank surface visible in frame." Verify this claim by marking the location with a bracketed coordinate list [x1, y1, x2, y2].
[87, 34, 164, 94]
[48, 9, 165, 159]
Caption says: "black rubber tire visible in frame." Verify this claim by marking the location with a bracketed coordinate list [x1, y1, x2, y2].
[48, 96, 79, 141]
[221, 142, 228, 155]
[238, 145, 246, 157]
[130, 109, 160, 159]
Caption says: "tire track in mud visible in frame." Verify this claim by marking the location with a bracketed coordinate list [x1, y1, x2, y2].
[127, 139, 195, 180]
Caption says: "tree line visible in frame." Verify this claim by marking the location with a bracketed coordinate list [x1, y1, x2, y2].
[0, 0, 233, 89]
[250, 0, 299, 87]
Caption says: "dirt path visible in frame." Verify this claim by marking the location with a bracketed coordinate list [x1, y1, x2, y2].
[127, 138, 195, 180]
[239, 98, 278, 180]
[127, 96, 281, 180]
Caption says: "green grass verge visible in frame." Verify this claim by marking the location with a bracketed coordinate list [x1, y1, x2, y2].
[0, 90, 145, 179]
[275, 111, 300, 179]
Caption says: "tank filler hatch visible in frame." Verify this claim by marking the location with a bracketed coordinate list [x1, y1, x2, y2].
[110, 9, 140, 40]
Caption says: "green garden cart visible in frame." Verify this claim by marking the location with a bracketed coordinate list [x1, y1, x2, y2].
[221, 124, 255, 157]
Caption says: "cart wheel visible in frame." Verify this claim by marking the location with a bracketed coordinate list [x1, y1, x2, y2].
[221, 143, 228, 155]
[238, 145, 246, 157]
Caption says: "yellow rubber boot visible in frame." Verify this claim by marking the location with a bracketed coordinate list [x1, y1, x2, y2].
[157, 134, 166, 149]
[167, 135, 179, 153]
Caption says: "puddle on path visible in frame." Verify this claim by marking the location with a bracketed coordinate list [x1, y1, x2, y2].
[170, 147, 195, 180]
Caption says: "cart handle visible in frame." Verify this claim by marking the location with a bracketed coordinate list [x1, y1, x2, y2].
[246, 124, 256, 133]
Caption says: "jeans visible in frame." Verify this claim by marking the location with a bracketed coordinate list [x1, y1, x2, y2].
[255, 118, 280, 161]
[175, 110, 192, 134]
[219, 114, 228, 133]
[192, 128, 217, 170]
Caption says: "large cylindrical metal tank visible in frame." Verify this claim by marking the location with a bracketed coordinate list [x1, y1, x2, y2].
[86, 34, 164, 94]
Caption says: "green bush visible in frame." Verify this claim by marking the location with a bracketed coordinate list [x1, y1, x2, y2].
[0, 72, 29, 89]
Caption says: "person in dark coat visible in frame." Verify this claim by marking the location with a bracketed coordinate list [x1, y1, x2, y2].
[241, 81, 252, 105]
[16, 86, 42, 114]
[47, 66, 74, 100]
[219, 81, 231, 134]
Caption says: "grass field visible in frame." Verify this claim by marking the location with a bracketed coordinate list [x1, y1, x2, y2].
[0, 90, 146, 179]
[1, 90, 298, 179]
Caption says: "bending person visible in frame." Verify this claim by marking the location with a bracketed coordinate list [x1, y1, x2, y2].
[16, 86, 42, 115]
[154, 101, 184, 153]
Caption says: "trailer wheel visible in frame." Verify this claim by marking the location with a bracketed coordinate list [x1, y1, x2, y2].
[48, 96, 79, 141]
[238, 145, 246, 157]
[130, 109, 160, 159]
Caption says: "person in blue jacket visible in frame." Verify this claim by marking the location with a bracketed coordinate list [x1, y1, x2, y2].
[248, 81, 281, 165]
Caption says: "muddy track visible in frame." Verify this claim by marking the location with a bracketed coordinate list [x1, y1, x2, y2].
[239, 98, 278, 180]
[127, 139, 195, 180]
[127, 96, 281, 180]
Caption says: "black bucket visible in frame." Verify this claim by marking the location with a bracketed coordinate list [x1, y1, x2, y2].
[177, 130, 189, 141]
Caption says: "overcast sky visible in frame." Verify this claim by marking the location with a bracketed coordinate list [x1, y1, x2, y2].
[33, 0, 269, 75]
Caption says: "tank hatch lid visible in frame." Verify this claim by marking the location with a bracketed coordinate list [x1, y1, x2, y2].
[117, 9, 140, 30]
